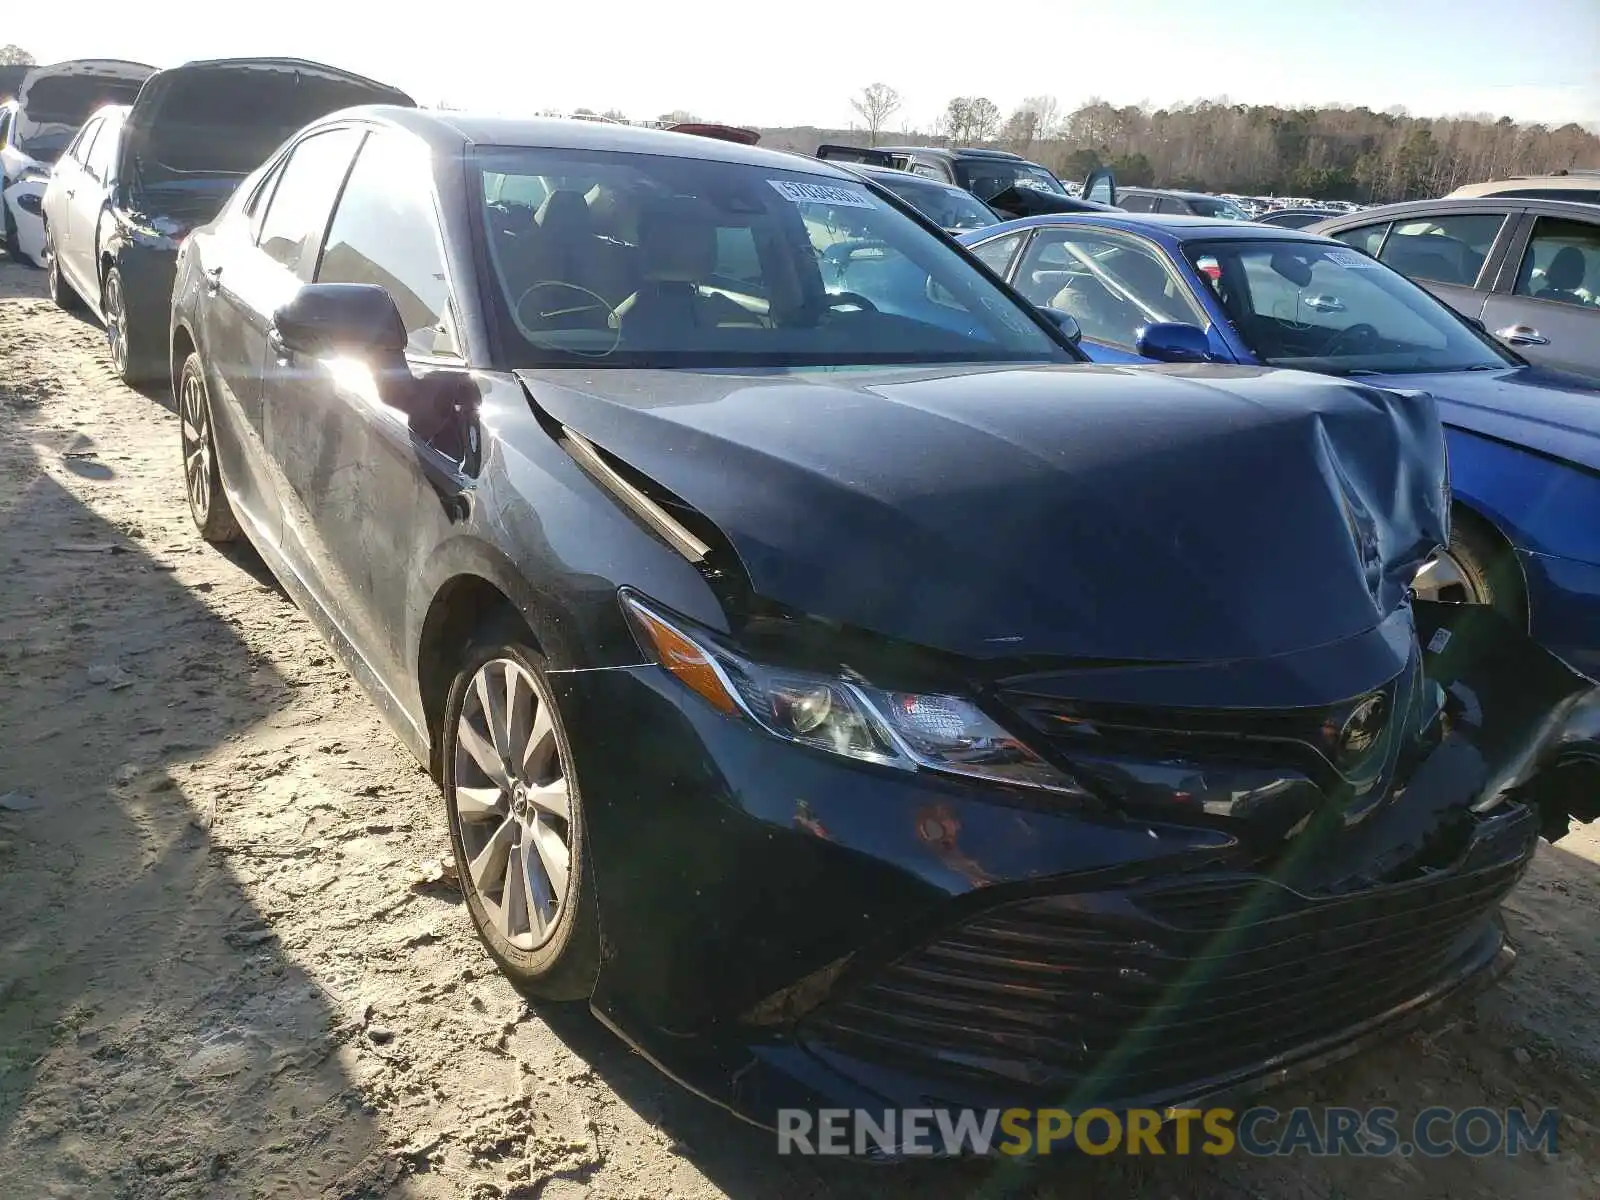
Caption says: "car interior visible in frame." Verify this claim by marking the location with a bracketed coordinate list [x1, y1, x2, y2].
[1515, 219, 1600, 307]
[476, 159, 1056, 361]
[1010, 233, 1202, 347]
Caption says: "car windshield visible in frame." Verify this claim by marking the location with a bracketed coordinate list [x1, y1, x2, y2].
[1188, 197, 1248, 220]
[1188, 239, 1515, 374]
[955, 161, 1067, 200]
[472, 146, 1073, 369]
[871, 174, 998, 231]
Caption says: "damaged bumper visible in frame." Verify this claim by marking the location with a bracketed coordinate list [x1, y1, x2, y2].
[548, 598, 1598, 1144]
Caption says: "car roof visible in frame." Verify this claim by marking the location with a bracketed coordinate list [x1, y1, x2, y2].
[1308, 195, 1600, 226]
[965, 212, 1338, 245]
[877, 144, 1041, 165]
[1118, 187, 1226, 201]
[334, 106, 854, 176]
[1449, 173, 1600, 197]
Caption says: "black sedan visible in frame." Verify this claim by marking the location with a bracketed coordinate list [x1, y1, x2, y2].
[170, 108, 1599, 1144]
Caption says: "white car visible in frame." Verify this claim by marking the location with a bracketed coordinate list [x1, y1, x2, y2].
[0, 59, 153, 264]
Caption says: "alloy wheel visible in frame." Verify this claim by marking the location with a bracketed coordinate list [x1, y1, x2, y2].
[103, 271, 128, 376]
[453, 658, 572, 950]
[180, 368, 212, 522]
[1412, 548, 1489, 605]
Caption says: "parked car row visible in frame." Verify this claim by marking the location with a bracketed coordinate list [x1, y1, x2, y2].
[1, 59, 154, 266]
[41, 58, 414, 383]
[11, 78, 1600, 1152]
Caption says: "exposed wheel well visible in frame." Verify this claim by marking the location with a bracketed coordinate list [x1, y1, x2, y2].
[171, 325, 196, 395]
[1450, 500, 1528, 625]
[417, 575, 534, 777]
[99, 250, 114, 289]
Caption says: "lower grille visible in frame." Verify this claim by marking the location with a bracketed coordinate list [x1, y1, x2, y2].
[803, 832, 1531, 1104]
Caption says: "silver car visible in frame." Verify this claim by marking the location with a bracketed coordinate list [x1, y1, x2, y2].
[1310, 197, 1600, 382]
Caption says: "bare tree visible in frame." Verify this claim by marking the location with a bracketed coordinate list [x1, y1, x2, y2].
[849, 83, 902, 146]
[601, 108, 629, 123]
[658, 109, 700, 126]
[1003, 107, 1040, 154]
[966, 97, 1001, 143]
[1023, 94, 1060, 140]
[0, 44, 34, 65]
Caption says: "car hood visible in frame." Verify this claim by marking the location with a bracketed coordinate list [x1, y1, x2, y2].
[1360, 366, 1600, 474]
[516, 362, 1448, 664]
[119, 58, 414, 192]
[12, 59, 153, 151]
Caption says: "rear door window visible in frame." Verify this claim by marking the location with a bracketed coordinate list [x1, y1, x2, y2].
[315, 132, 458, 357]
[1376, 212, 1506, 286]
[1118, 192, 1155, 213]
[67, 118, 102, 166]
[255, 127, 364, 279]
[82, 118, 117, 183]
[1332, 222, 1389, 256]
[969, 231, 1024, 276]
[1512, 216, 1600, 308]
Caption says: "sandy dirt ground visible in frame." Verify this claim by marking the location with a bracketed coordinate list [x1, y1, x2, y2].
[0, 253, 1597, 1200]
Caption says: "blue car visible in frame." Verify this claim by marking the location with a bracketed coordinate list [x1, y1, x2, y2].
[961, 214, 1600, 678]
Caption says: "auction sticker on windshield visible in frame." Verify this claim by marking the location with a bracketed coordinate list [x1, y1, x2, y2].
[1324, 247, 1379, 269]
[770, 180, 876, 208]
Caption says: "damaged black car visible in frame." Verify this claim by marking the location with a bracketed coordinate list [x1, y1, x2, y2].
[169, 108, 1600, 1149]
[42, 57, 412, 383]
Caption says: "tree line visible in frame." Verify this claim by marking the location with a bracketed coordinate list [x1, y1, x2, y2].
[833, 84, 1599, 202]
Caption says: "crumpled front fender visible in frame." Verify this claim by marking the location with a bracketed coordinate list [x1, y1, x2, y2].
[1414, 599, 1600, 839]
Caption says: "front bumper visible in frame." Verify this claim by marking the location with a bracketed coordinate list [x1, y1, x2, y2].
[546, 600, 1597, 1144]
[3, 179, 48, 268]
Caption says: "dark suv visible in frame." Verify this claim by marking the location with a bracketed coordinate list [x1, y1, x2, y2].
[1116, 187, 1250, 219]
[816, 143, 1115, 219]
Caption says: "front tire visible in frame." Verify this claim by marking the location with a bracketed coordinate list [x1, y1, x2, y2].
[1413, 510, 1526, 624]
[442, 630, 600, 1001]
[178, 353, 241, 543]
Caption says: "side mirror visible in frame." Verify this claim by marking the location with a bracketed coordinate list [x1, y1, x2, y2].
[271, 283, 406, 359]
[1040, 307, 1082, 345]
[1135, 321, 1213, 364]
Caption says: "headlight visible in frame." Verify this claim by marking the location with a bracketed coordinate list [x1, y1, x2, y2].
[620, 591, 1086, 796]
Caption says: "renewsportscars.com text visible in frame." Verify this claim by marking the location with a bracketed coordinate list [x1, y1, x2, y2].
[776, 1105, 1561, 1158]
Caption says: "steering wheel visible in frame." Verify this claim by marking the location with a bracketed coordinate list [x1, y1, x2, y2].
[513, 281, 620, 356]
[823, 291, 879, 315]
[1321, 322, 1380, 357]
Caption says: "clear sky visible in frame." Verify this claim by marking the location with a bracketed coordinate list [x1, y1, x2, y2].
[12, 0, 1600, 132]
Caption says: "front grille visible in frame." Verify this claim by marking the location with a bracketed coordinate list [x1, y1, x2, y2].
[803, 827, 1531, 1105]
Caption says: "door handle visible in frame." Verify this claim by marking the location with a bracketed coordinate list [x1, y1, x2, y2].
[204, 265, 223, 292]
[1495, 324, 1549, 346]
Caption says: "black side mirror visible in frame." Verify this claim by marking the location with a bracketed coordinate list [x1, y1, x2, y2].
[1040, 307, 1082, 346]
[1135, 321, 1213, 364]
[271, 283, 406, 359]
